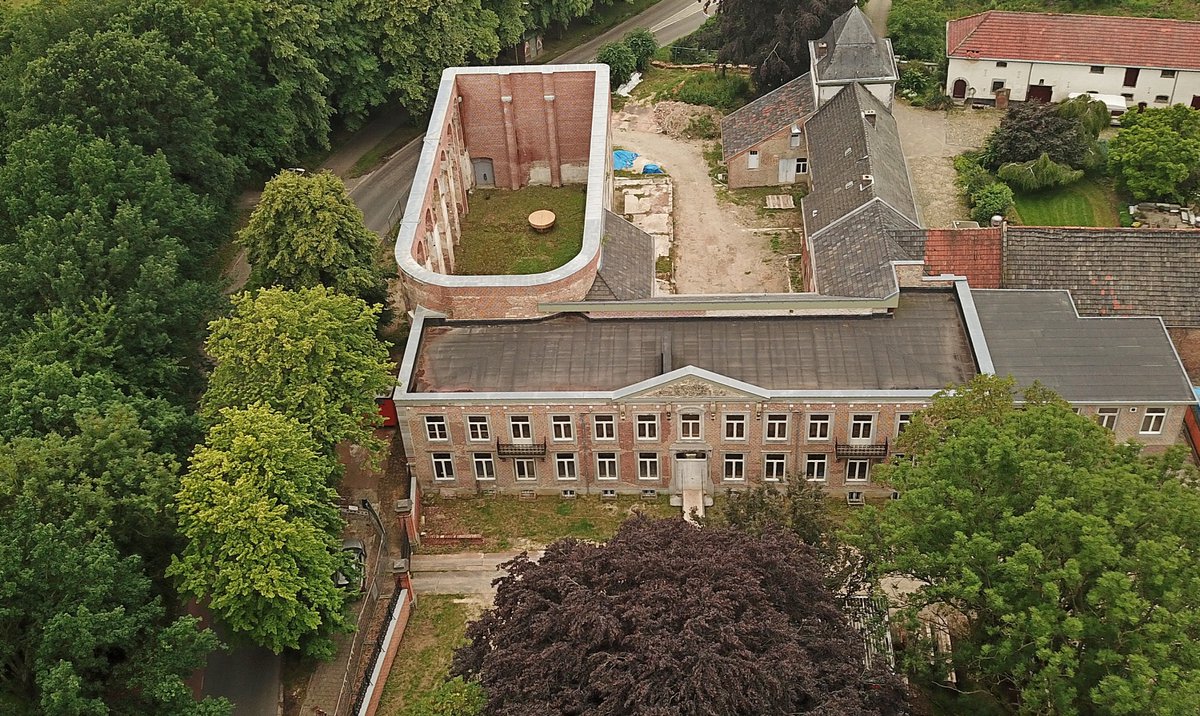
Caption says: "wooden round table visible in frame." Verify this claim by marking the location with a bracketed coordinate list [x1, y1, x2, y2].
[528, 209, 556, 233]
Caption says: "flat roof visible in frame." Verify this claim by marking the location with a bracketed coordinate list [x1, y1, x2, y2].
[408, 291, 977, 394]
[972, 289, 1194, 403]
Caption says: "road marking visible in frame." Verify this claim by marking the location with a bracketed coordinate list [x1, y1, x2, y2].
[650, 4, 706, 33]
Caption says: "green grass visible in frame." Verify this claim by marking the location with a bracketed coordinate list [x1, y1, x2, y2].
[1012, 179, 1120, 227]
[628, 66, 754, 111]
[377, 595, 473, 716]
[420, 495, 680, 552]
[349, 122, 424, 178]
[454, 185, 587, 275]
[535, 0, 665, 63]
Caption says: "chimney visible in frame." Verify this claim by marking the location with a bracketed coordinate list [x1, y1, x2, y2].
[816, 41, 829, 59]
[863, 109, 877, 127]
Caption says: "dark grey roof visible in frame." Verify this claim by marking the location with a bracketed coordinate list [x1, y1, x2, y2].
[810, 202, 920, 298]
[813, 7, 898, 83]
[409, 291, 977, 393]
[721, 72, 816, 161]
[1002, 226, 1200, 327]
[587, 211, 655, 301]
[802, 84, 918, 236]
[973, 289, 1193, 403]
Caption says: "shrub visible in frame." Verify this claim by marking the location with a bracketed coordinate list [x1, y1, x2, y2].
[673, 72, 752, 111]
[970, 182, 1015, 224]
[623, 28, 658, 72]
[997, 153, 1084, 193]
[596, 42, 637, 87]
[954, 152, 993, 197]
[408, 678, 486, 716]
[684, 114, 720, 139]
[897, 65, 933, 95]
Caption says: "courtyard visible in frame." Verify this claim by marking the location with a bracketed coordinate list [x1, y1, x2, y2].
[453, 184, 586, 275]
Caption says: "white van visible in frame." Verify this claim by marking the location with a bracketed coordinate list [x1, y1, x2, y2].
[1068, 92, 1128, 125]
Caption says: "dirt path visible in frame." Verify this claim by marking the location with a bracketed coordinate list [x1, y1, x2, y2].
[613, 108, 787, 294]
[863, 0, 891, 36]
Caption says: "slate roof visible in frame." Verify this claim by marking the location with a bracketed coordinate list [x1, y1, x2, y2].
[586, 210, 655, 301]
[813, 6, 898, 83]
[1001, 226, 1200, 326]
[947, 11, 1200, 70]
[410, 291, 977, 393]
[972, 289, 1194, 403]
[720, 72, 816, 162]
[810, 202, 921, 298]
[802, 84, 919, 236]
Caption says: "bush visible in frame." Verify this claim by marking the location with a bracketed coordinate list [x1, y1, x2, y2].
[897, 65, 933, 95]
[673, 72, 752, 111]
[954, 152, 993, 197]
[623, 28, 658, 72]
[684, 114, 720, 139]
[408, 678, 486, 716]
[596, 42, 637, 87]
[997, 153, 1084, 193]
[970, 182, 1015, 224]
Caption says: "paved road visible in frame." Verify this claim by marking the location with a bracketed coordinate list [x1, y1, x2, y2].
[410, 551, 544, 598]
[349, 0, 714, 235]
[201, 629, 281, 716]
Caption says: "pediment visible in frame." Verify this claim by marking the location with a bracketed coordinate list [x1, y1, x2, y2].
[615, 367, 770, 400]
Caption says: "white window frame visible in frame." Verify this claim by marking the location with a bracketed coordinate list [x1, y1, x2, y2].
[723, 414, 747, 441]
[808, 414, 831, 441]
[748, 150, 759, 169]
[679, 412, 703, 441]
[550, 415, 574, 442]
[723, 453, 746, 482]
[636, 414, 658, 441]
[593, 414, 616, 441]
[764, 453, 787, 482]
[431, 453, 455, 481]
[637, 452, 659, 481]
[896, 413, 913, 437]
[513, 458, 536, 482]
[466, 415, 490, 442]
[804, 453, 827, 482]
[1096, 408, 1119, 431]
[472, 453, 496, 481]
[424, 415, 448, 442]
[764, 413, 789, 442]
[596, 452, 618, 481]
[789, 125, 802, 148]
[846, 459, 870, 483]
[509, 415, 532, 441]
[795, 158, 808, 174]
[555, 452, 578, 481]
[1140, 408, 1166, 435]
[850, 413, 875, 441]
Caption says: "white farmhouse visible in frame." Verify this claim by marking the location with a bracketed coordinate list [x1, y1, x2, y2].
[945, 11, 1200, 109]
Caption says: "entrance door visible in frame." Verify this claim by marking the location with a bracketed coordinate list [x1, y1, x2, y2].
[472, 158, 494, 187]
[1123, 67, 1140, 87]
[778, 158, 796, 184]
[675, 456, 708, 520]
[952, 79, 967, 99]
[1027, 85, 1053, 102]
[1192, 95, 1200, 109]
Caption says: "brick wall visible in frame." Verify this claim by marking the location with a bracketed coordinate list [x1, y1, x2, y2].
[726, 124, 812, 190]
[923, 227, 1003, 287]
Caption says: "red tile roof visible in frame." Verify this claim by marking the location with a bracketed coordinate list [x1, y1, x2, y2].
[947, 11, 1200, 70]
[923, 228, 1002, 288]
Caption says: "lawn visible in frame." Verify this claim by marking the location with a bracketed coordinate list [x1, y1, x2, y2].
[376, 595, 474, 716]
[420, 495, 680, 552]
[626, 66, 754, 112]
[1012, 179, 1120, 227]
[454, 185, 587, 275]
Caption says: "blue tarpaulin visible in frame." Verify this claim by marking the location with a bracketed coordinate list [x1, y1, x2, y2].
[643, 164, 663, 174]
[613, 150, 637, 170]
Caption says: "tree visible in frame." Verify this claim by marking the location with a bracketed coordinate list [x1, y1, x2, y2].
[717, 0, 855, 93]
[170, 405, 349, 657]
[238, 171, 384, 299]
[1109, 105, 1200, 202]
[0, 499, 227, 715]
[997, 152, 1084, 193]
[887, 0, 944, 62]
[851, 375, 1200, 715]
[969, 181, 1014, 224]
[202, 286, 394, 457]
[981, 101, 1098, 171]
[453, 518, 907, 715]
[623, 27, 658, 72]
[596, 41, 636, 87]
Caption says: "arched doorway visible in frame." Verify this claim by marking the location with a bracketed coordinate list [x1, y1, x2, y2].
[952, 79, 968, 100]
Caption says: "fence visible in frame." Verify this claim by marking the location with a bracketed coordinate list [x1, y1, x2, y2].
[352, 521, 417, 716]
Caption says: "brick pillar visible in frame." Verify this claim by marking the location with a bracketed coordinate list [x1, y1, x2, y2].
[994, 87, 1010, 110]
[543, 74, 561, 187]
[499, 75, 521, 189]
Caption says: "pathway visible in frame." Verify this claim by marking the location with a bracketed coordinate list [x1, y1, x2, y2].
[862, 0, 892, 37]
[410, 551, 545, 604]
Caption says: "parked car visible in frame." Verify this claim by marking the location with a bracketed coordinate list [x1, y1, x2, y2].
[334, 538, 367, 592]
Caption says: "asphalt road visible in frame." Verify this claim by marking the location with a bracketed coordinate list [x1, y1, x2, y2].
[201, 629, 281, 716]
[349, 0, 714, 235]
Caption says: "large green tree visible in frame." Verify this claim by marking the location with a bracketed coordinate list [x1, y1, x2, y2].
[202, 286, 393, 457]
[887, 0, 944, 62]
[170, 405, 348, 657]
[238, 170, 383, 299]
[981, 101, 1098, 171]
[1109, 104, 1200, 202]
[0, 499, 227, 715]
[717, 0, 855, 93]
[852, 376, 1200, 715]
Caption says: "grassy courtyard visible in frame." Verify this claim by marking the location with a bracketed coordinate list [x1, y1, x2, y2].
[377, 595, 474, 716]
[454, 185, 586, 275]
[1012, 179, 1120, 227]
